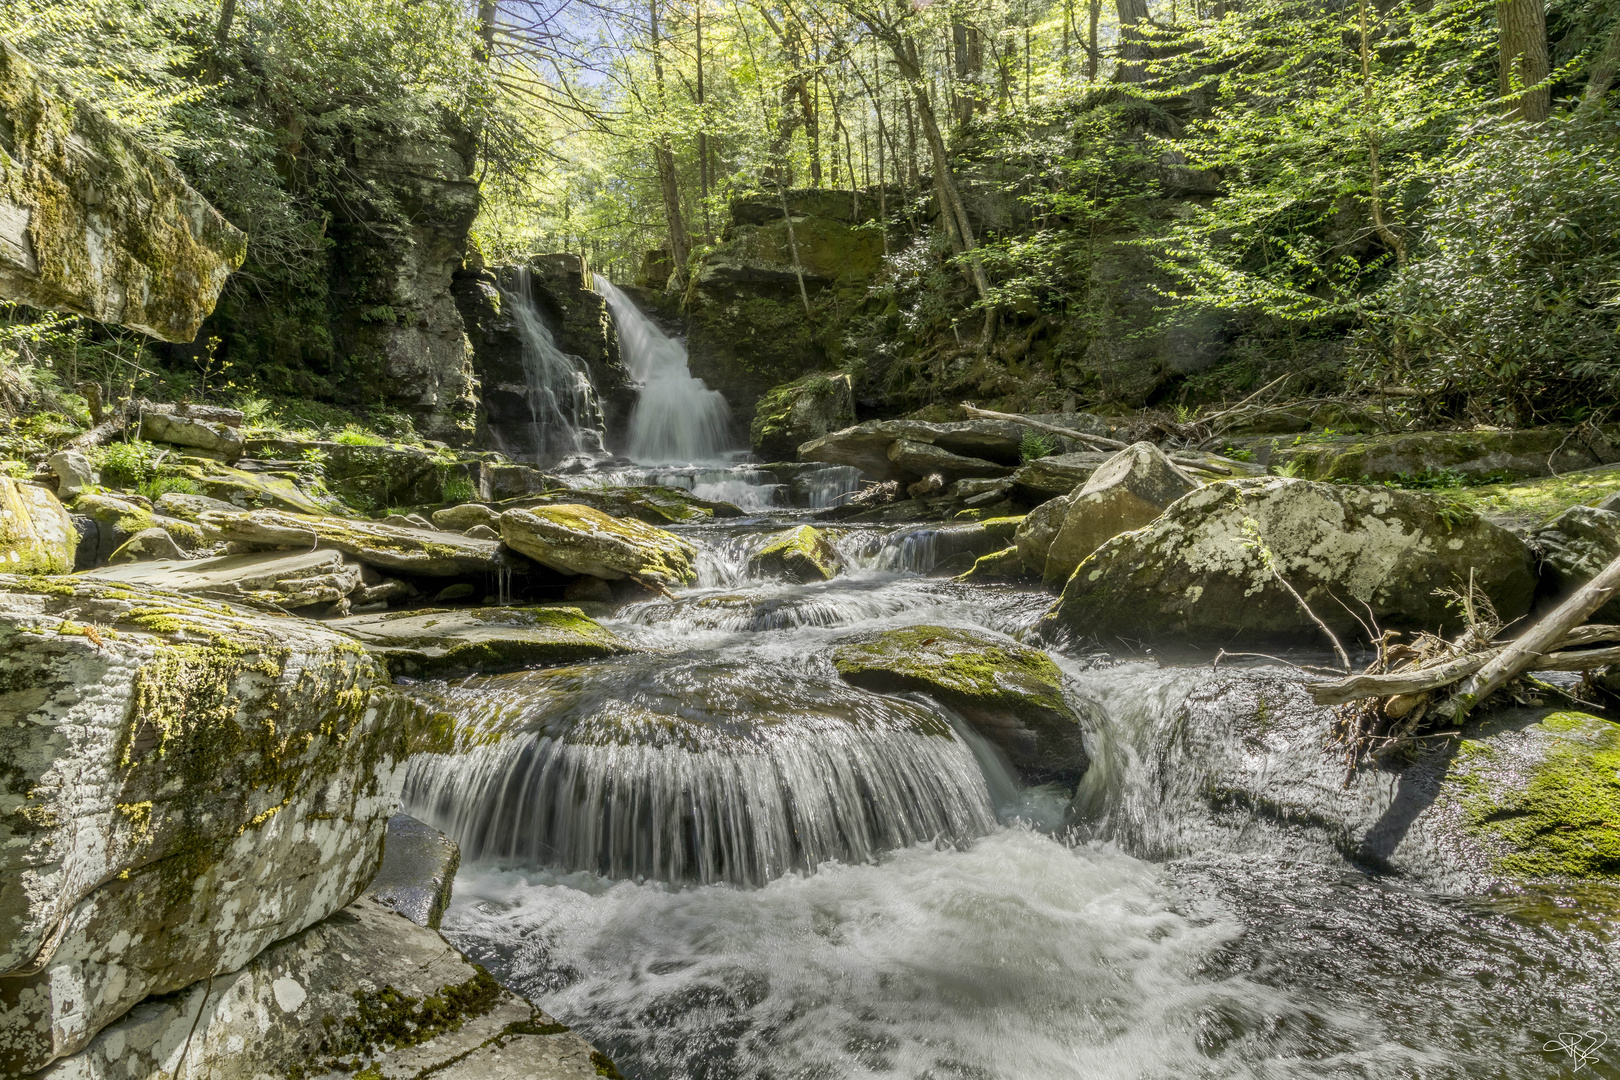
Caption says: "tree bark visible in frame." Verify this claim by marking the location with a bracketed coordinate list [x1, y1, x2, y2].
[203, 0, 237, 84]
[1086, 0, 1101, 81]
[1116, 0, 1151, 83]
[650, 0, 689, 288]
[1499, 0, 1550, 121]
[1579, 17, 1620, 110]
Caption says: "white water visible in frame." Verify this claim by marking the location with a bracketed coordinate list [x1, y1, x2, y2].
[405, 509, 1620, 1079]
[596, 274, 736, 464]
[503, 267, 608, 464]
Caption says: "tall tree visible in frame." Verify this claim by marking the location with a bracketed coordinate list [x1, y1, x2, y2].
[1116, 0, 1149, 82]
[1498, 0, 1549, 120]
[649, 0, 691, 287]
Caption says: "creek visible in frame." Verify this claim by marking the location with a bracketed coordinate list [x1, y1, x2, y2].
[401, 286, 1618, 1079]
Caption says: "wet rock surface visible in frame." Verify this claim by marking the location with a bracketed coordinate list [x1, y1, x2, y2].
[0, 576, 416, 1073]
[1043, 442, 1200, 586]
[201, 508, 509, 577]
[748, 525, 843, 582]
[367, 814, 461, 930]
[1045, 478, 1537, 645]
[330, 605, 629, 677]
[1531, 504, 1620, 620]
[833, 624, 1090, 784]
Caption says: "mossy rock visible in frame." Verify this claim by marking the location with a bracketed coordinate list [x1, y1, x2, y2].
[750, 372, 856, 461]
[329, 605, 630, 678]
[0, 476, 75, 574]
[956, 545, 1031, 584]
[1456, 464, 1620, 532]
[1450, 711, 1620, 881]
[157, 457, 335, 516]
[506, 485, 741, 526]
[831, 624, 1088, 784]
[499, 504, 697, 587]
[1266, 427, 1614, 485]
[748, 525, 842, 583]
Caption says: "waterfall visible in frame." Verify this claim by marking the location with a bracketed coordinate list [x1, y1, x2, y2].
[504, 267, 608, 464]
[400, 658, 998, 888]
[594, 273, 736, 464]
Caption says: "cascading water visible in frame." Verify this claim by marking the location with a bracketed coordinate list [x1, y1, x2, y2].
[503, 267, 608, 464]
[403, 508, 1620, 1078]
[595, 273, 736, 463]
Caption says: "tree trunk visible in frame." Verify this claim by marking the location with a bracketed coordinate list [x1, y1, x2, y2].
[1499, 0, 1550, 121]
[951, 19, 984, 124]
[1116, 0, 1150, 83]
[203, 0, 237, 83]
[1579, 17, 1620, 110]
[1086, 0, 1101, 81]
[650, 0, 689, 288]
[696, 2, 711, 237]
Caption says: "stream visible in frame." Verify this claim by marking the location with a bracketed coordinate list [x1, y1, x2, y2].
[400, 287, 1619, 1080]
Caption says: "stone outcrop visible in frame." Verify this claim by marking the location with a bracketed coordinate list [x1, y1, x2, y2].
[1043, 478, 1538, 645]
[1531, 505, 1620, 621]
[1008, 451, 1111, 503]
[1014, 493, 1073, 575]
[1042, 443, 1199, 586]
[832, 624, 1089, 784]
[1262, 426, 1620, 483]
[200, 509, 509, 577]
[139, 410, 244, 459]
[455, 254, 632, 456]
[500, 504, 698, 587]
[433, 501, 502, 532]
[798, 414, 1114, 482]
[1, 476, 75, 573]
[85, 549, 368, 610]
[329, 605, 629, 677]
[748, 525, 843, 582]
[36, 897, 615, 1080]
[0, 577, 418, 1074]
[509, 485, 741, 525]
[750, 372, 856, 460]
[0, 42, 245, 341]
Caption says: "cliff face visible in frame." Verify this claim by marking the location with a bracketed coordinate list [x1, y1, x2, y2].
[0, 40, 245, 342]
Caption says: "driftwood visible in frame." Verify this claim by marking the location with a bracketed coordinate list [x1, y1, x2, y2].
[959, 404, 1240, 476]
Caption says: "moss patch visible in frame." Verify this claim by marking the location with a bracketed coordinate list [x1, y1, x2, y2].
[1456, 465, 1620, 531]
[318, 966, 504, 1066]
[957, 545, 1030, 584]
[1455, 711, 1620, 881]
[748, 525, 841, 583]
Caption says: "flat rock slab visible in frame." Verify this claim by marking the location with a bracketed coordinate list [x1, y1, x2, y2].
[1009, 451, 1113, 501]
[0, 43, 245, 341]
[832, 624, 1089, 784]
[330, 605, 629, 677]
[37, 898, 614, 1080]
[201, 508, 508, 577]
[160, 457, 333, 516]
[82, 548, 363, 609]
[0, 576, 416, 1074]
[367, 814, 460, 930]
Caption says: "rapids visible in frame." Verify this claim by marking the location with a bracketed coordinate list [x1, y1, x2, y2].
[401, 477, 1620, 1079]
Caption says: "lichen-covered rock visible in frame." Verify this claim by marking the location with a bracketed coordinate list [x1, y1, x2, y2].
[0, 576, 417, 1074]
[751, 372, 856, 460]
[499, 504, 697, 587]
[887, 438, 1014, 482]
[34, 898, 613, 1080]
[748, 525, 842, 583]
[798, 415, 1115, 482]
[200, 508, 508, 577]
[0, 477, 74, 574]
[1531, 505, 1620, 621]
[329, 605, 629, 677]
[832, 624, 1089, 783]
[1043, 442, 1199, 586]
[510, 484, 740, 525]
[155, 457, 333, 516]
[139, 411, 244, 459]
[46, 451, 94, 499]
[1044, 478, 1537, 645]
[152, 490, 242, 522]
[1266, 426, 1619, 484]
[71, 492, 201, 565]
[0, 43, 245, 341]
[432, 502, 501, 532]
[366, 815, 460, 930]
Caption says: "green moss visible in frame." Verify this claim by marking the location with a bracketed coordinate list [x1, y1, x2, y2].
[1455, 465, 1620, 530]
[318, 966, 504, 1065]
[832, 624, 1069, 718]
[1456, 711, 1620, 880]
[749, 525, 841, 583]
[956, 546, 1029, 584]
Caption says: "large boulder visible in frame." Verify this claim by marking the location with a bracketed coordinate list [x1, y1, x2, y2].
[1531, 505, 1620, 621]
[1043, 478, 1537, 645]
[0, 577, 418, 1073]
[832, 624, 1089, 784]
[1008, 451, 1111, 503]
[1042, 442, 1199, 586]
[887, 439, 1014, 482]
[139, 410, 244, 459]
[798, 415, 1113, 482]
[71, 492, 204, 566]
[329, 605, 629, 678]
[1265, 426, 1620, 484]
[35, 897, 614, 1080]
[499, 504, 698, 587]
[432, 502, 502, 532]
[0, 42, 244, 341]
[46, 451, 95, 499]
[751, 372, 856, 460]
[1, 476, 75, 574]
[748, 525, 843, 582]
[155, 457, 334, 516]
[200, 508, 508, 577]
[1014, 493, 1073, 575]
[511, 485, 741, 525]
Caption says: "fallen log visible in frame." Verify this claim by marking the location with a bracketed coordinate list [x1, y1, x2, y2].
[959, 404, 1240, 476]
